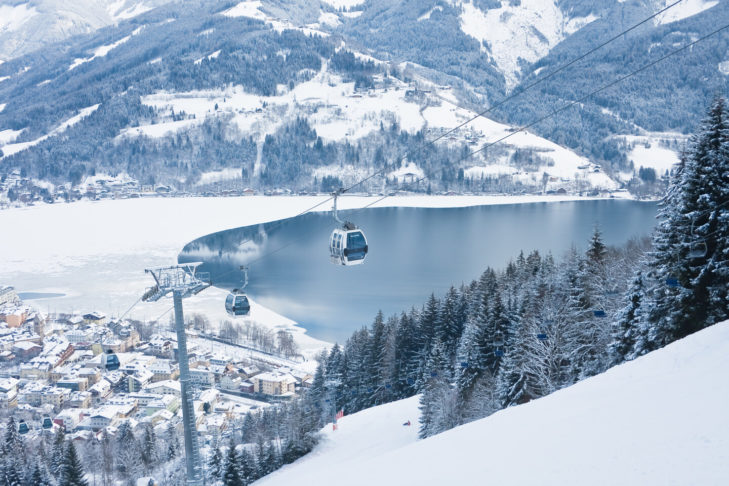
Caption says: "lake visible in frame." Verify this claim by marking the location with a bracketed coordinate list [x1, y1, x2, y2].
[180, 200, 658, 343]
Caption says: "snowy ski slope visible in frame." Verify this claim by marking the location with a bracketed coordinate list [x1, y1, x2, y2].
[256, 320, 729, 486]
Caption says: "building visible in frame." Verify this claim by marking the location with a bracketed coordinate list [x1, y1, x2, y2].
[144, 380, 181, 397]
[149, 360, 178, 382]
[0, 286, 19, 306]
[0, 377, 19, 408]
[83, 312, 107, 326]
[189, 367, 215, 388]
[253, 372, 297, 396]
[128, 369, 154, 392]
[57, 377, 89, 392]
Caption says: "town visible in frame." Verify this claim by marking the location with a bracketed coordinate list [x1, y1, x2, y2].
[0, 285, 314, 445]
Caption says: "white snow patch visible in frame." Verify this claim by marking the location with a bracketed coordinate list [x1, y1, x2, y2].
[0, 128, 24, 145]
[0, 103, 6, 113]
[68, 30, 141, 71]
[223, 1, 267, 20]
[0, 3, 38, 33]
[418, 5, 443, 21]
[318, 11, 341, 28]
[460, 1, 597, 88]
[342, 10, 363, 18]
[197, 167, 243, 185]
[629, 144, 680, 176]
[464, 163, 518, 179]
[719, 60, 729, 75]
[194, 49, 221, 65]
[655, 0, 719, 25]
[107, 0, 153, 21]
[37, 79, 51, 86]
[389, 162, 425, 183]
[223, 1, 329, 37]
[0, 76, 9, 83]
[257, 319, 729, 486]
[0, 104, 99, 158]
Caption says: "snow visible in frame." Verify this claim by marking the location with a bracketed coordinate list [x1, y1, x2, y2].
[459, 1, 598, 88]
[132, 62, 617, 189]
[197, 167, 243, 185]
[655, 0, 719, 25]
[0, 76, 9, 83]
[0, 104, 99, 158]
[320, 0, 366, 9]
[719, 60, 729, 75]
[0, 3, 38, 34]
[629, 144, 680, 175]
[223, 1, 267, 21]
[0, 128, 24, 145]
[194, 50, 221, 65]
[257, 320, 729, 486]
[389, 162, 424, 183]
[318, 12, 341, 28]
[68, 29, 143, 71]
[0, 103, 5, 113]
[341, 11, 362, 19]
[617, 132, 687, 177]
[117, 118, 202, 139]
[418, 5, 443, 21]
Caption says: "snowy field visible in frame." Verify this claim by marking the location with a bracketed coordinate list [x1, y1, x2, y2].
[257, 320, 729, 486]
[0, 195, 622, 356]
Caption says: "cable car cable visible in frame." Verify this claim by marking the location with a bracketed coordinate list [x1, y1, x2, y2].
[207, 0, 699, 275]
[340, 0, 689, 195]
[349, 21, 729, 213]
[207, 15, 729, 293]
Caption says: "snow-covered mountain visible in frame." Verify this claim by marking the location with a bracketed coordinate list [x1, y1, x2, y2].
[0, 0, 174, 61]
[1, 0, 727, 192]
[256, 319, 729, 486]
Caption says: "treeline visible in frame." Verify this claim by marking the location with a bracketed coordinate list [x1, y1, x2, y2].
[304, 229, 646, 439]
[611, 97, 729, 359]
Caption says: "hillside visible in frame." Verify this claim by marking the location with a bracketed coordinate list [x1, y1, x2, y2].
[1, 0, 728, 196]
[0, 0, 175, 61]
[256, 319, 729, 486]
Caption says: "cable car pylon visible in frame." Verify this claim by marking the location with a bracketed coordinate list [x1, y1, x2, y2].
[142, 263, 210, 486]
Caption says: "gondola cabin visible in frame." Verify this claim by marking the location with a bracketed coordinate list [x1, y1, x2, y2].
[330, 223, 368, 266]
[104, 352, 120, 371]
[225, 292, 250, 316]
[42, 417, 53, 429]
[18, 420, 29, 435]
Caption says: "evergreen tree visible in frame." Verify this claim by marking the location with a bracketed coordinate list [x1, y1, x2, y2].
[140, 422, 158, 474]
[222, 441, 243, 486]
[367, 310, 388, 406]
[640, 97, 729, 353]
[59, 441, 88, 486]
[208, 440, 224, 482]
[51, 428, 66, 477]
[166, 422, 179, 461]
[418, 340, 457, 439]
[610, 270, 645, 363]
[30, 461, 51, 486]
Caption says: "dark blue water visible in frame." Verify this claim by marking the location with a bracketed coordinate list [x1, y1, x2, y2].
[180, 200, 658, 343]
